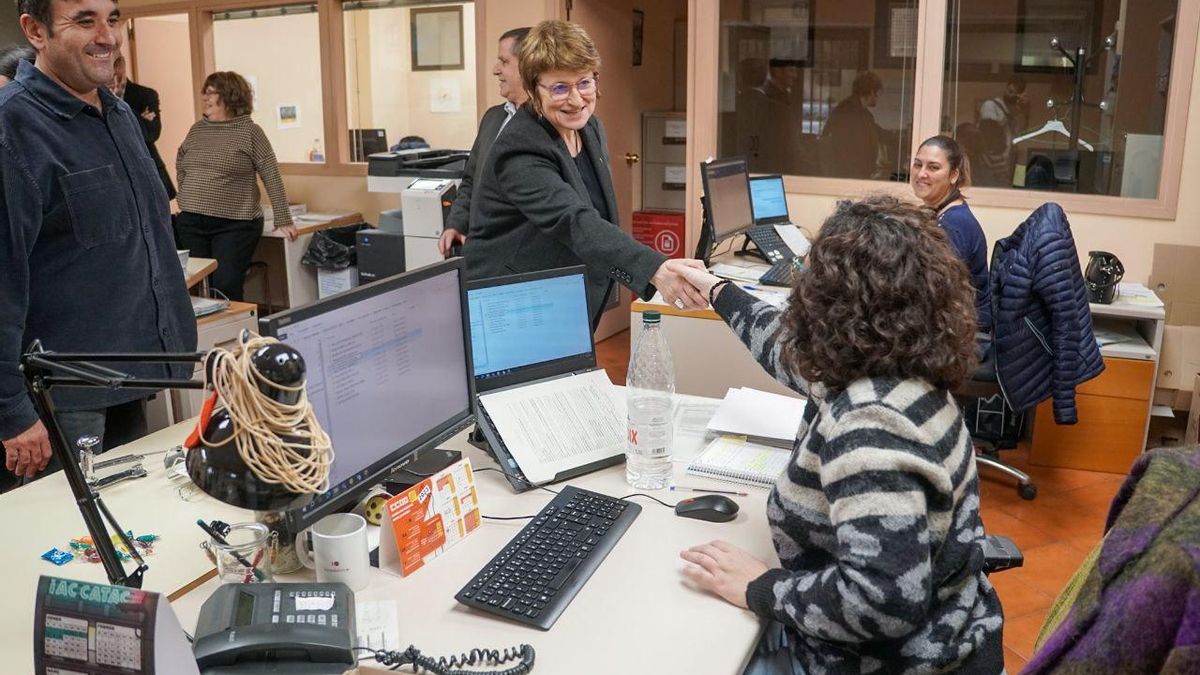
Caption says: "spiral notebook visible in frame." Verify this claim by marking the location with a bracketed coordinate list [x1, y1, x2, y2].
[685, 436, 791, 488]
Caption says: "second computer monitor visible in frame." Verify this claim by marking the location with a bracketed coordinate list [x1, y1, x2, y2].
[748, 175, 789, 224]
[260, 259, 476, 531]
[701, 157, 755, 242]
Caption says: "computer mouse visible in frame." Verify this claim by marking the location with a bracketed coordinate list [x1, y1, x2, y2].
[674, 494, 739, 523]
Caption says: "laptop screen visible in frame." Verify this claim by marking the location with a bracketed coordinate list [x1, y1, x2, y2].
[468, 266, 595, 392]
[749, 175, 789, 224]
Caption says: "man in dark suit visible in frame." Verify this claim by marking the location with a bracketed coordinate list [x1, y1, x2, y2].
[438, 27, 530, 256]
[110, 55, 176, 199]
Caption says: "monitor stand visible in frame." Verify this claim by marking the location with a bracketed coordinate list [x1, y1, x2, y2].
[369, 447, 464, 568]
[382, 448, 464, 494]
[734, 237, 770, 263]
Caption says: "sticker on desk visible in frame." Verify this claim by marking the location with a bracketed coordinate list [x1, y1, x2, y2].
[379, 458, 481, 577]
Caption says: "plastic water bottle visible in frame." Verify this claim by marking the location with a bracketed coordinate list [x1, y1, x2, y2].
[626, 310, 675, 489]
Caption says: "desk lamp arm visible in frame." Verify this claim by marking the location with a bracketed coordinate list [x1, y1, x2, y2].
[21, 344, 206, 588]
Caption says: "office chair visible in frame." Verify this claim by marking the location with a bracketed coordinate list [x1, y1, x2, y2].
[956, 346, 1038, 501]
[244, 261, 276, 315]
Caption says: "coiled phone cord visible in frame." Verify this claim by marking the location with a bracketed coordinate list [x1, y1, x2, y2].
[357, 644, 536, 674]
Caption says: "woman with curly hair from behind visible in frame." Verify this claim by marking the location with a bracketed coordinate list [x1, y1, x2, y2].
[676, 194, 1004, 674]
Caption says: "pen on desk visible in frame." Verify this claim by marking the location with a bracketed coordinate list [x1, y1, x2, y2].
[740, 284, 758, 291]
[196, 519, 266, 581]
[670, 486, 749, 497]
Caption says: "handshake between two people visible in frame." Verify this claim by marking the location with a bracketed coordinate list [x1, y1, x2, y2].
[651, 259, 725, 311]
[437, 229, 723, 311]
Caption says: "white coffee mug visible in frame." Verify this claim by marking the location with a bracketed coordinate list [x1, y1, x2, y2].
[295, 513, 370, 591]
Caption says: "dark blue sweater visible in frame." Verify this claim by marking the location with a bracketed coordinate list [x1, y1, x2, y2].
[939, 203, 992, 331]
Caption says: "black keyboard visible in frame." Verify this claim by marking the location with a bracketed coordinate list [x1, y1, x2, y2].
[455, 485, 641, 630]
[759, 259, 800, 287]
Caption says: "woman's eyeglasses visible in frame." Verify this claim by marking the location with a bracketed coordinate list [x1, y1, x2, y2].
[538, 76, 597, 101]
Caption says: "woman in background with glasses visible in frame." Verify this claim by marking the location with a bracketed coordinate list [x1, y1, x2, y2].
[462, 20, 706, 330]
[175, 72, 297, 302]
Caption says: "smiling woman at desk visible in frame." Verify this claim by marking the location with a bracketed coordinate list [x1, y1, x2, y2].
[677, 195, 1003, 674]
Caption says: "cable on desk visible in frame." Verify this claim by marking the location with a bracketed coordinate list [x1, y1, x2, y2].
[474, 466, 560, 495]
[481, 514, 539, 521]
[473, 467, 557, 521]
[357, 644, 536, 674]
[618, 493, 678, 509]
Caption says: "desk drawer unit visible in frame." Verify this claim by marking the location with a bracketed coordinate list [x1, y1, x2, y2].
[1030, 356, 1153, 474]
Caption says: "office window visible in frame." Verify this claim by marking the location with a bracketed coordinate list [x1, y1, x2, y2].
[213, 4, 325, 164]
[717, 0, 919, 182]
[942, 0, 1179, 198]
[343, 0, 477, 162]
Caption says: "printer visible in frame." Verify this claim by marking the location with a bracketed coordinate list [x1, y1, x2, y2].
[366, 148, 466, 272]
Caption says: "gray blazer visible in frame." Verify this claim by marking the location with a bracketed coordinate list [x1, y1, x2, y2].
[463, 105, 667, 323]
[445, 103, 510, 234]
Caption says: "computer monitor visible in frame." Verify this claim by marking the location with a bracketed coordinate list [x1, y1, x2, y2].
[350, 128, 388, 162]
[260, 258, 476, 531]
[700, 157, 754, 241]
[468, 266, 595, 394]
[748, 175, 789, 225]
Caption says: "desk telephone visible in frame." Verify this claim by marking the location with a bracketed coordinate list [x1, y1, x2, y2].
[740, 224, 803, 287]
[194, 583, 536, 675]
[193, 583, 356, 675]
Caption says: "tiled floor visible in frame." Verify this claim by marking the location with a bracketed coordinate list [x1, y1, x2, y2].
[596, 329, 1125, 675]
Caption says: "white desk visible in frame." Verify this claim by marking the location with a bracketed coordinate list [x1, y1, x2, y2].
[7, 396, 776, 674]
[1, 422, 250, 674]
[243, 213, 362, 311]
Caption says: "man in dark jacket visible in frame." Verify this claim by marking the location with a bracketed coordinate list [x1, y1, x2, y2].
[2, 0, 196, 485]
[111, 55, 175, 199]
[821, 71, 884, 179]
[438, 26, 530, 256]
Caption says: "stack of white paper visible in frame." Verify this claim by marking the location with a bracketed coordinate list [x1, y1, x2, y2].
[478, 369, 626, 484]
[706, 387, 805, 448]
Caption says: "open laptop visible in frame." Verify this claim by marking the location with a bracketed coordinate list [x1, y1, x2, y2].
[468, 265, 623, 491]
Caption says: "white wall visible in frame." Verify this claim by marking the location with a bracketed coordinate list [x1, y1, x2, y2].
[131, 14, 193, 190]
[214, 12, 326, 163]
[344, 3, 477, 152]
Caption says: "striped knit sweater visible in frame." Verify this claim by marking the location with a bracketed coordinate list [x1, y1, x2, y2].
[175, 115, 292, 227]
[713, 285, 1004, 674]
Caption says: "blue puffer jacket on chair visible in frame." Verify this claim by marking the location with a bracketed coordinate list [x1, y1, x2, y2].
[990, 203, 1104, 423]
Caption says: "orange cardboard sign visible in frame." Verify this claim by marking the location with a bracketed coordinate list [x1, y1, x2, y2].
[379, 459, 481, 576]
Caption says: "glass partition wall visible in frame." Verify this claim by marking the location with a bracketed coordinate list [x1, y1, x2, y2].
[717, 0, 919, 183]
[942, 0, 1178, 199]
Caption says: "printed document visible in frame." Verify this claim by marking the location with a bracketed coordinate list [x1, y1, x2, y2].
[479, 369, 626, 484]
[707, 387, 805, 447]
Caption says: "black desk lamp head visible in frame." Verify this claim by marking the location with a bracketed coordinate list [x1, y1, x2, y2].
[186, 341, 316, 512]
[21, 336, 328, 587]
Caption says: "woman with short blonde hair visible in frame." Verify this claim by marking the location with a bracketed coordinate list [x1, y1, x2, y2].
[461, 20, 706, 330]
[517, 20, 600, 118]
